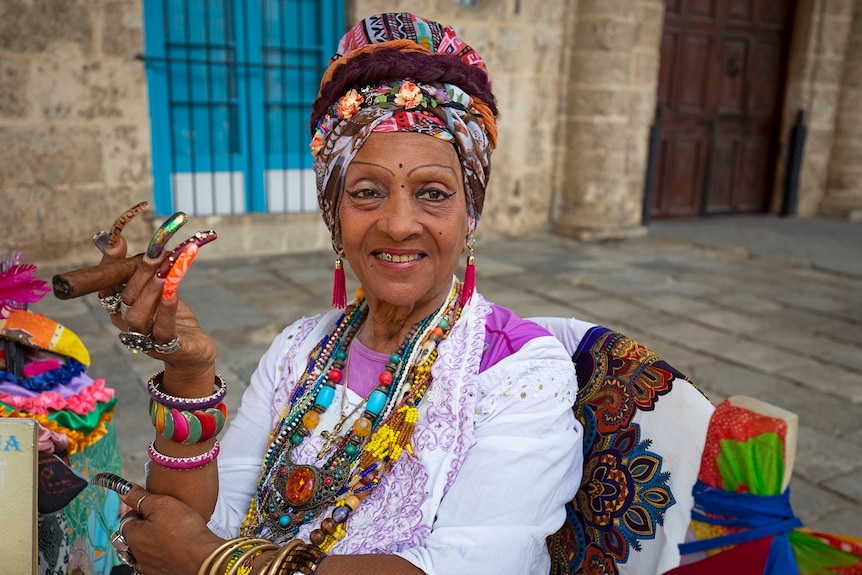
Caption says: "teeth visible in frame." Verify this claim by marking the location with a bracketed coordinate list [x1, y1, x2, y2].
[376, 252, 422, 263]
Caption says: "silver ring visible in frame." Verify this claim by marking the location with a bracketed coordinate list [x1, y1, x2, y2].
[119, 514, 137, 535]
[153, 336, 182, 355]
[120, 300, 132, 320]
[119, 330, 154, 354]
[117, 547, 136, 567]
[111, 529, 130, 553]
[111, 530, 136, 565]
[99, 293, 123, 314]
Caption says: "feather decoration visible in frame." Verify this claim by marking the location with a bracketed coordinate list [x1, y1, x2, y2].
[0, 262, 51, 316]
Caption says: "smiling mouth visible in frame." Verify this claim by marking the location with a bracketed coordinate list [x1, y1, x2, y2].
[375, 252, 424, 263]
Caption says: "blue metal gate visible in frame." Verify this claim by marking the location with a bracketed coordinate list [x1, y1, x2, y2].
[142, 0, 344, 216]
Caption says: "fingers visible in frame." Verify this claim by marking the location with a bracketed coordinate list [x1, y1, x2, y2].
[119, 254, 164, 328]
[120, 233, 213, 349]
[96, 202, 148, 299]
[91, 210, 218, 362]
[151, 288, 180, 347]
[110, 212, 189, 330]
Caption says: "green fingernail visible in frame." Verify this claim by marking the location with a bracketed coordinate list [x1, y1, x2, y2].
[147, 212, 188, 258]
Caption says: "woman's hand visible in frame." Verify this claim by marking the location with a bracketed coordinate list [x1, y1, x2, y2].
[98, 210, 217, 381]
[115, 483, 225, 575]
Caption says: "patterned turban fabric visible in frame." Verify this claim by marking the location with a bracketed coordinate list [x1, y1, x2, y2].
[311, 13, 497, 249]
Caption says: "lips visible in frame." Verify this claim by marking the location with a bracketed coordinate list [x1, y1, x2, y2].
[374, 252, 425, 263]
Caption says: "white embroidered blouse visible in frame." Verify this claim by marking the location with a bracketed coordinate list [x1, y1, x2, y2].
[208, 293, 584, 575]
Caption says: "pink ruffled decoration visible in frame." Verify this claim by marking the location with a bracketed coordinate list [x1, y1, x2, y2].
[0, 378, 114, 415]
[38, 422, 70, 453]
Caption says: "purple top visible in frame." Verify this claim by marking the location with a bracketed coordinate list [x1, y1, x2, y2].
[347, 304, 551, 397]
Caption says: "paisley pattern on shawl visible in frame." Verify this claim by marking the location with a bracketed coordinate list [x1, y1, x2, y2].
[266, 295, 491, 552]
[548, 327, 691, 575]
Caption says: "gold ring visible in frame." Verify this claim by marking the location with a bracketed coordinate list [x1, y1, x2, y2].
[135, 493, 150, 515]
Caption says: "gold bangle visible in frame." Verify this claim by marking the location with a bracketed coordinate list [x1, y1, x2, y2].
[198, 537, 267, 575]
[199, 537, 251, 575]
[225, 543, 280, 575]
[264, 540, 304, 575]
[213, 539, 272, 575]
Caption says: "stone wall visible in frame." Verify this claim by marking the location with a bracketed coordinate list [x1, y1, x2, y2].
[776, 0, 858, 217]
[350, 0, 572, 241]
[0, 0, 153, 267]
[553, 0, 662, 240]
[1, 0, 859, 270]
[822, 0, 862, 220]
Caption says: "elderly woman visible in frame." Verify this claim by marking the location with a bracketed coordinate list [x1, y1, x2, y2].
[96, 13, 583, 575]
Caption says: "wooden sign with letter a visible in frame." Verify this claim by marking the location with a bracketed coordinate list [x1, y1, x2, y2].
[0, 418, 38, 574]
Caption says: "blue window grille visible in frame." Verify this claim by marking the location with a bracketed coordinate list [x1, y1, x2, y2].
[142, 0, 344, 216]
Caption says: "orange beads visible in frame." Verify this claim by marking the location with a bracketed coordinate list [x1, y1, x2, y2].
[352, 416, 372, 437]
[302, 410, 321, 429]
[344, 495, 361, 510]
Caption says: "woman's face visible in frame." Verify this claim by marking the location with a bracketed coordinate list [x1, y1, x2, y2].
[339, 131, 469, 314]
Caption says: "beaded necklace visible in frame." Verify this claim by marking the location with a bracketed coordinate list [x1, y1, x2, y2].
[241, 283, 463, 549]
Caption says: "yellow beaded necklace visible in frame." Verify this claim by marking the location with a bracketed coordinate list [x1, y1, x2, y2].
[241, 283, 463, 548]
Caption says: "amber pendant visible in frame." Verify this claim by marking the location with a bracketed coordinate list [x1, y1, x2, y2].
[263, 455, 352, 538]
[285, 465, 316, 506]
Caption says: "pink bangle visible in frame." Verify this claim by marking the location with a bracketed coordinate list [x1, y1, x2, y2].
[147, 439, 220, 470]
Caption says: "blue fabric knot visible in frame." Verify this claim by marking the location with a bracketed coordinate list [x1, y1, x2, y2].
[0, 358, 86, 392]
[679, 479, 802, 573]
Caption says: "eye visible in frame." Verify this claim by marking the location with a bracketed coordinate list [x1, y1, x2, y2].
[346, 187, 384, 200]
[417, 187, 455, 202]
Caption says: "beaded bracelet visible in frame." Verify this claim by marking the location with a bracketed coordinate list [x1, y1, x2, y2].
[149, 399, 227, 444]
[147, 439, 220, 470]
[148, 370, 227, 410]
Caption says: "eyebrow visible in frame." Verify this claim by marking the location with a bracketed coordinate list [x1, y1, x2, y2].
[349, 161, 458, 180]
[408, 163, 458, 178]
[349, 161, 394, 176]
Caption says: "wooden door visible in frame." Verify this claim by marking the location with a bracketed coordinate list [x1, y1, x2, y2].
[651, 0, 792, 218]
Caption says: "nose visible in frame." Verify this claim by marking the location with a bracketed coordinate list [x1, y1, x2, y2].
[378, 190, 423, 240]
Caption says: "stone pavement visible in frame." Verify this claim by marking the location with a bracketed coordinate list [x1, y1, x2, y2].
[34, 214, 862, 538]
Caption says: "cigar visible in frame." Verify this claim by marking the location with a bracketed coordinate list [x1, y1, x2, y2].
[52, 254, 144, 300]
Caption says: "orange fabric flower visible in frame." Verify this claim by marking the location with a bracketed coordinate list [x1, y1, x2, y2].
[394, 81, 422, 109]
[310, 132, 326, 157]
[336, 89, 365, 119]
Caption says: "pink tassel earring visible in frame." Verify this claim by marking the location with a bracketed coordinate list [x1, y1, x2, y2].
[460, 239, 475, 306]
[332, 250, 347, 309]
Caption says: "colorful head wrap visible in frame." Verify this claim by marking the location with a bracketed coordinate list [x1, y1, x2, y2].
[311, 13, 497, 249]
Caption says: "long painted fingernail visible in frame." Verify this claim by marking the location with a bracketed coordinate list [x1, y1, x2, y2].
[147, 211, 188, 259]
[93, 231, 110, 253]
[162, 243, 199, 301]
[156, 230, 217, 279]
[108, 201, 149, 248]
[90, 472, 133, 495]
